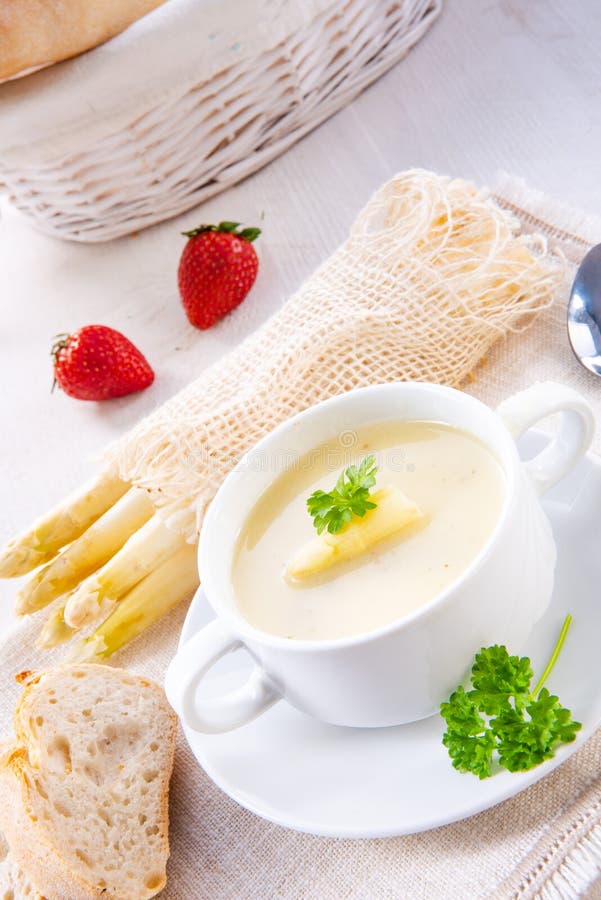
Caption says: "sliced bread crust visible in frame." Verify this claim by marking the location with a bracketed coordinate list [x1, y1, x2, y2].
[0, 773, 44, 900]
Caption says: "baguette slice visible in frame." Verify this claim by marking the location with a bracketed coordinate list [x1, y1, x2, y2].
[0, 747, 48, 899]
[0, 665, 177, 900]
[0, 850, 44, 900]
[0, 812, 44, 900]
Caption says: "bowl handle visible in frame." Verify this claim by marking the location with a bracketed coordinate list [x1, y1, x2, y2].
[496, 382, 595, 496]
[164, 618, 280, 733]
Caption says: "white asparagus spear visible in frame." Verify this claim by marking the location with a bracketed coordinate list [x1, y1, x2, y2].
[16, 488, 155, 615]
[36, 600, 74, 650]
[68, 543, 199, 662]
[287, 485, 424, 580]
[64, 515, 187, 630]
[0, 469, 129, 578]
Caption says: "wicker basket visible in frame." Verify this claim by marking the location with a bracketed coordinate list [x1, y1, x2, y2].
[0, 0, 441, 242]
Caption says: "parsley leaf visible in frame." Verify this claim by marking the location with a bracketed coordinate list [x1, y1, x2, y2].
[493, 688, 582, 772]
[441, 687, 496, 780]
[470, 645, 533, 714]
[440, 615, 581, 778]
[306, 455, 378, 535]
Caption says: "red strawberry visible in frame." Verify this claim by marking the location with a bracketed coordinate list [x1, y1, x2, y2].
[52, 325, 155, 401]
[177, 221, 260, 329]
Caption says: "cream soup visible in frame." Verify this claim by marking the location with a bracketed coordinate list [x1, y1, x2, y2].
[232, 421, 505, 641]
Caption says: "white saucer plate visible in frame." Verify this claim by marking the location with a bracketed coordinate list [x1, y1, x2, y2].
[178, 432, 601, 838]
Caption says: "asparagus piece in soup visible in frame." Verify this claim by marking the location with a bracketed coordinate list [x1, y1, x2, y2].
[288, 484, 424, 580]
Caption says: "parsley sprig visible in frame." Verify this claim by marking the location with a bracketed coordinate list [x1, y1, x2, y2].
[440, 615, 581, 779]
[307, 455, 378, 535]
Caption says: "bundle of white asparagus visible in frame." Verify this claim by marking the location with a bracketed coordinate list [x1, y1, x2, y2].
[0, 170, 564, 660]
[0, 473, 199, 659]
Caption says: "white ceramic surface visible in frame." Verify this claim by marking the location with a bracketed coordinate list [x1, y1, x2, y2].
[178, 431, 601, 838]
[165, 382, 593, 732]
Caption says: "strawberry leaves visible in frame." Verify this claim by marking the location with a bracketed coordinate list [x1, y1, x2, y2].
[181, 222, 261, 241]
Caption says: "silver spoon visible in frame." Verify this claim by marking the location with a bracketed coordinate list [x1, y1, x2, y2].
[567, 243, 601, 376]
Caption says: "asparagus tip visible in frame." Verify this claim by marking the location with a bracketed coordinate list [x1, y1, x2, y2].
[63, 584, 103, 630]
[36, 621, 74, 650]
[0, 542, 48, 579]
[67, 635, 107, 664]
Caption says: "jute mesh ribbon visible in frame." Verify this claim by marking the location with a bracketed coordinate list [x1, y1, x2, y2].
[105, 169, 563, 540]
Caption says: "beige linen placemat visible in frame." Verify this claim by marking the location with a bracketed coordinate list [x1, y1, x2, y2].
[2, 176, 601, 899]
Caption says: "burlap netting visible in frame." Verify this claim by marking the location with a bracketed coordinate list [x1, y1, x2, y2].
[104, 169, 564, 541]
